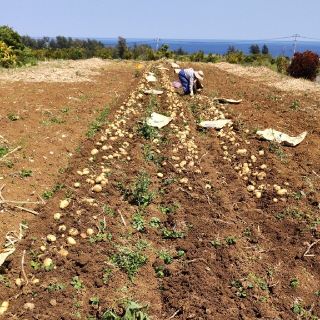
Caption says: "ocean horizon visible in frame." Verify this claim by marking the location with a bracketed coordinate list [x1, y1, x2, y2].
[96, 38, 320, 57]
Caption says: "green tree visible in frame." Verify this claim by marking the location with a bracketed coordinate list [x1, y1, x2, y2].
[0, 25, 25, 50]
[262, 44, 269, 55]
[249, 44, 260, 55]
[117, 36, 127, 59]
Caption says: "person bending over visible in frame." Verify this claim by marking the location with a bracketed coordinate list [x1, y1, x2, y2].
[178, 68, 204, 96]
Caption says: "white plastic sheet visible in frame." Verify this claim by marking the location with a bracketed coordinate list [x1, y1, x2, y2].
[0, 248, 15, 267]
[144, 89, 163, 95]
[146, 73, 157, 82]
[199, 119, 233, 129]
[214, 98, 243, 104]
[171, 62, 180, 68]
[146, 112, 172, 128]
[256, 128, 307, 147]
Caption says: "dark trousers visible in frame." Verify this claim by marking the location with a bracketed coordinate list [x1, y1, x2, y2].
[178, 70, 190, 94]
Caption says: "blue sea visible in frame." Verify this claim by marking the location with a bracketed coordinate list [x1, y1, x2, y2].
[97, 38, 320, 57]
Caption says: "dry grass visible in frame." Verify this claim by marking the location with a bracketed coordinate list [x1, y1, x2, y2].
[215, 62, 320, 95]
[0, 58, 112, 83]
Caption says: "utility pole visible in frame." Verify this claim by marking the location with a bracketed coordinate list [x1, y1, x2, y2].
[292, 33, 300, 55]
[155, 37, 160, 51]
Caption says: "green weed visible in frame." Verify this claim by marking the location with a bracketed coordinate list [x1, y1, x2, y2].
[86, 106, 109, 138]
[137, 122, 158, 140]
[111, 249, 147, 280]
[71, 276, 84, 291]
[290, 278, 299, 288]
[0, 147, 9, 158]
[158, 250, 173, 264]
[132, 212, 145, 232]
[42, 183, 65, 200]
[225, 236, 237, 245]
[101, 301, 149, 320]
[290, 100, 300, 110]
[149, 217, 161, 228]
[269, 142, 287, 161]
[162, 228, 184, 239]
[0, 275, 10, 288]
[102, 268, 112, 284]
[7, 113, 19, 121]
[46, 282, 66, 292]
[19, 169, 32, 178]
[125, 172, 154, 207]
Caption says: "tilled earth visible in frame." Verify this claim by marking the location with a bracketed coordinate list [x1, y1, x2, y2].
[0, 61, 320, 320]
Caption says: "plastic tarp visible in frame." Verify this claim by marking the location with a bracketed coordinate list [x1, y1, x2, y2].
[144, 89, 163, 95]
[146, 112, 172, 128]
[256, 128, 307, 147]
[146, 73, 157, 82]
[171, 62, 180, 68]
[199, 119, 233, 129]
[214, 98, 243, 104]
[0, 248, 15, 267]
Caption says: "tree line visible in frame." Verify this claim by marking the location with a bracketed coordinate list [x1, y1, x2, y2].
[0, 26, 318, 80]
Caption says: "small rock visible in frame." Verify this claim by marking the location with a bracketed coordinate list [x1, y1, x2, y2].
[24, 302, 35, 311]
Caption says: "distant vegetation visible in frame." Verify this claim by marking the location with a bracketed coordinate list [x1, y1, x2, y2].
[0, 25, 319, 81]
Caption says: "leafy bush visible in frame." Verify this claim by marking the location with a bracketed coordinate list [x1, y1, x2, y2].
[226, 51, 244, 64]
[276, 56, 289, 74]
[287, 50, 319, 81]
[0, 26, 25, 50]
[0, 26, 35, 67]
[0, 41, 17, 67]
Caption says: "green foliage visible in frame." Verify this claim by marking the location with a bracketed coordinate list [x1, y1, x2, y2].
[132, 212, 145, 232]
[7, 113, 19, 121]
[226, 51, 244, 64]
[42, 183, 65, 200]
[225, 236, 237, 245]
[125, 172, 154, 207]
[138, 122, 158, 140]
[249, 44, 260, 55]
[149, 217, 161, 228]
[159, 203, 179, 215]
[19, 169, 32, 178]
[290, 99, 300, 110]
[276, 56, 289, 74]
[0, 275, 11, 287]
[158, 250, 173, 264]
[291, 302, 319, 319]
[89, 219, 112, 243]
[101, 301, 149, 320]
[290, 278, 299, 288]
[0, 26, 35, 67]
[71, 276, 84, 291]
[0, 40, 17, 68]
[231, 279, 252, 298]
[111, 249, 147, 280]
[86, 106, 110, 138]
[162, 228, 184, 239]
[102, 268, 112, 284]
[46, 282, 66, 292]
[0, 146, 9, 158]
[0, 26, 24, 50]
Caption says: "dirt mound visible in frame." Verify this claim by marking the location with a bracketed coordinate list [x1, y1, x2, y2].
[215, 62, 320, 95]
[0, 58, 118, 83]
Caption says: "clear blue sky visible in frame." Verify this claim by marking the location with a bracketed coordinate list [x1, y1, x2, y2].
[1, 0, 319, 40]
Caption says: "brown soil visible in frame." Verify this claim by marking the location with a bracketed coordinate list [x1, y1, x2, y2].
[0, 60, 320, 320]
[0, 60, 138, 244]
